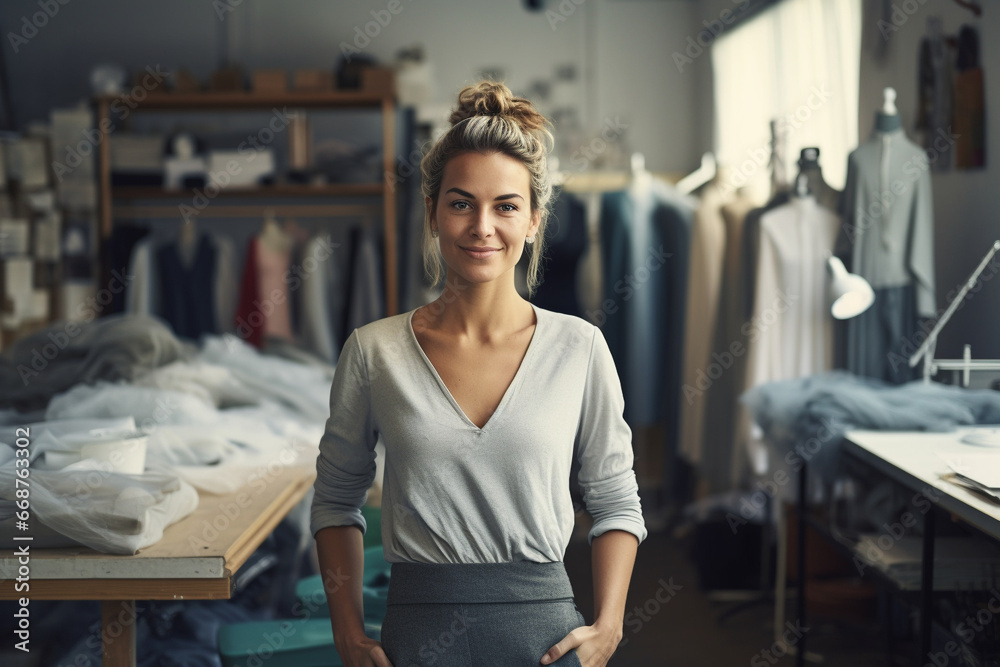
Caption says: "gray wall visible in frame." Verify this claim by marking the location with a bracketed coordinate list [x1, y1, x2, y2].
[0, 0, 705, 173]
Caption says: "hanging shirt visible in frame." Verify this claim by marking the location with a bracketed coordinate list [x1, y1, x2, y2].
[532, 187, 588, 318]
[156, 234, 217, 341]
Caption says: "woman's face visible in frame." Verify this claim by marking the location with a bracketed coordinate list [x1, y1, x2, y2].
[428, 150, 540, 290]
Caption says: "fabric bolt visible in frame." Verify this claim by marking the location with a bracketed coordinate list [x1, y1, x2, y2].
[381, 561, 584, 666]
[532, 187, 588, 318]
[741, 370, 1000, 504]
[677, 181, 727, 466]
[156, 234, 217, 341]
[599, 178, 695, 431]
[310, 303, 647, 564]
[841, 127, 936, 381]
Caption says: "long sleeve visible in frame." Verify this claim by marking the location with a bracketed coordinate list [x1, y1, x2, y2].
[909, 166, 937, 317]
[573, 325, 647, 546]
[310, 328, 378, 537]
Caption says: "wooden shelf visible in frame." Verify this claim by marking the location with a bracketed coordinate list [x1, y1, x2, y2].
[112, 183, 384, 199]
[97, 90, 391, 111]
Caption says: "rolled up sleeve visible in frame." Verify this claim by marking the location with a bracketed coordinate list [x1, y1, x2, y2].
[310, 329, 378, 538]
[574, 326, 648, 546]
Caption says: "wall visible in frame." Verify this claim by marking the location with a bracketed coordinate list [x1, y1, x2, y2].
[0, 0, 704, 173]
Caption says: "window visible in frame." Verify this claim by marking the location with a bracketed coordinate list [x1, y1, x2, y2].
[712, 0, 862, 202]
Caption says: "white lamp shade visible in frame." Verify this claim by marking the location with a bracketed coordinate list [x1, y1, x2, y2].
[828, 256, 875, 320]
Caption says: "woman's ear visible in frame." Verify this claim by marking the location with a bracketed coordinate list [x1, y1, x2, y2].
[528, 209, 542, 240]
[426, 196, 436, 230]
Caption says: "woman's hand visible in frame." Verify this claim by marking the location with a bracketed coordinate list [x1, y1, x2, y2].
[337, 635, 393, 667]
[539, 618, 622, 667]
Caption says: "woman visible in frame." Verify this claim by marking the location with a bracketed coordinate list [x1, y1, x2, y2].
[311, 80, 647, 667]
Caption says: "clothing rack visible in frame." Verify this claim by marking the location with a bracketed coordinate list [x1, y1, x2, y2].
[111, 203, 381, 221]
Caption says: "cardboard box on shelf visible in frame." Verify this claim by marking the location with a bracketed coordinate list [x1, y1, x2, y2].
[293, 69, 334, 92]
[362, 67, 395, 95]
[253, 69, 288, 95]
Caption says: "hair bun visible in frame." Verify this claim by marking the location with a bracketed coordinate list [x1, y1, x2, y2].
[449, 81, 549, 133]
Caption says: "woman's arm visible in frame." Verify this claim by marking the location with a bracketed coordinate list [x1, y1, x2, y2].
[591, 528, 639, 641]
[539, 529, 637, 666]
[314, 525, 391, 667]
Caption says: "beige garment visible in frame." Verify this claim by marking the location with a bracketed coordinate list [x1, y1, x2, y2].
[678, 182, 729, 467]
[699, 192, 757, 492]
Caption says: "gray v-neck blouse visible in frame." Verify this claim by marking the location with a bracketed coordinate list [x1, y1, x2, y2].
[310, 302, 648, 564]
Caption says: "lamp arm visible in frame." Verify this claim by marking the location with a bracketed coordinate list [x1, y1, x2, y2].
[909, 240, 1000, 368]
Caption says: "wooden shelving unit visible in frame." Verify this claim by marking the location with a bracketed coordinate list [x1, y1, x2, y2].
[95, 89, 398, 315]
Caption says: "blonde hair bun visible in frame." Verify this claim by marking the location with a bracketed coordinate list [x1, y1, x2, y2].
[449, 81, 550, 135]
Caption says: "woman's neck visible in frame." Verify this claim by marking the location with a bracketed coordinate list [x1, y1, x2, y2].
[419, 277, 533, 343]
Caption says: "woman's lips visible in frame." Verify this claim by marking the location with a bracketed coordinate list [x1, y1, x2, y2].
[461, 246, 500, 259]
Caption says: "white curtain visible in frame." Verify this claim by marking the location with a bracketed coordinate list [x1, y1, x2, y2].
[712, 0, 862, 201]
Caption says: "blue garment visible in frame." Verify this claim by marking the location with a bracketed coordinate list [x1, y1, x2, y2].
[532, 188, 588, 318]
[156, 234, 217, 341]
[599, 181, 695, 430]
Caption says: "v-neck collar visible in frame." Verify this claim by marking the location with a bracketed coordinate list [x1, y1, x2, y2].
[406, 302, 542, 433]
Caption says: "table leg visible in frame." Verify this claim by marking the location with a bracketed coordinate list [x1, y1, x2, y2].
[919, 509, 935, 662]
[101, 600, 137, 667]
[795, 460, 807, 667]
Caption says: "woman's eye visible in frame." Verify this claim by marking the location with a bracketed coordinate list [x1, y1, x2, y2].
[451, 201, 470, 210]
[498, 203, 517, 212]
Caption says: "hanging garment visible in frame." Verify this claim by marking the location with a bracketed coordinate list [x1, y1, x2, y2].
[297, 234, 342, 365]
[599, 179, 695, 429]
[916, 25, 954, 172]
[343, 226, 385, 341]
[699, 191, 756, 493]
[746, 195, 840, 388]
[741, 196, 841, 479]
[841, 127, 936, 382]
[103, 224, 149, 315]
[953, 25, 985, 169]
[126, 232, 236, 336]
[532, 187, 588, 318]
[156, 234, 217, 341]
[235, 235, 295, 348]
[677, 182, 728, 466]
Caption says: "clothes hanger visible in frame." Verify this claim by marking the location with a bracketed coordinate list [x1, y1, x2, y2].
[259, 207, 293, 252]
[627, 152, 653, 197]
[675, 152, 716, 195]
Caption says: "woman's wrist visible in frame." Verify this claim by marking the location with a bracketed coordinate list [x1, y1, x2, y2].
[591, 614, 624, 643]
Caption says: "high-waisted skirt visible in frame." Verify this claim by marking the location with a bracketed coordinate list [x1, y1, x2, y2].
[380, 561, 586, 667]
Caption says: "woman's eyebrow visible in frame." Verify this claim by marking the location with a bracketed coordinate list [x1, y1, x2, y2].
[445, 187, 524, 201]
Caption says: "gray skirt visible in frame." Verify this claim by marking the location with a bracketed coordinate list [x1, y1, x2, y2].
[380, 561, 586, 667]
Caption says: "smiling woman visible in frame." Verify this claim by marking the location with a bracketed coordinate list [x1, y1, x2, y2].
[311, 81, 646, 667]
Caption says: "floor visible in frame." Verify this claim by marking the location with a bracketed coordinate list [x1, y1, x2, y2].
[563, 523, 896, 666]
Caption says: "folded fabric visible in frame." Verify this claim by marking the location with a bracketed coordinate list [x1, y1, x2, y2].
[0, 314, 193, 411]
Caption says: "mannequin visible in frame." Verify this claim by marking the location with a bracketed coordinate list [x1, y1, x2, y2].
[875, 87, 903, 133]
[796, 147, 841, 212]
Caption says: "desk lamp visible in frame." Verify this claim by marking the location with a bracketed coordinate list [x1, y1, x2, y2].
[909, 240, 1000, 385]
[828, 256, 875, 319]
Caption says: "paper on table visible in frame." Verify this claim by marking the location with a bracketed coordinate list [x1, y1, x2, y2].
[943, 453, 1000, 502]
[945, 453, 1000, 489]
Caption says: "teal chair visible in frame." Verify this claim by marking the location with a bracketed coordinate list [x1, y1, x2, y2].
[217, 506, 387, 667]
[217, 619, 382, 667]
[295, 545, 390, 623]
